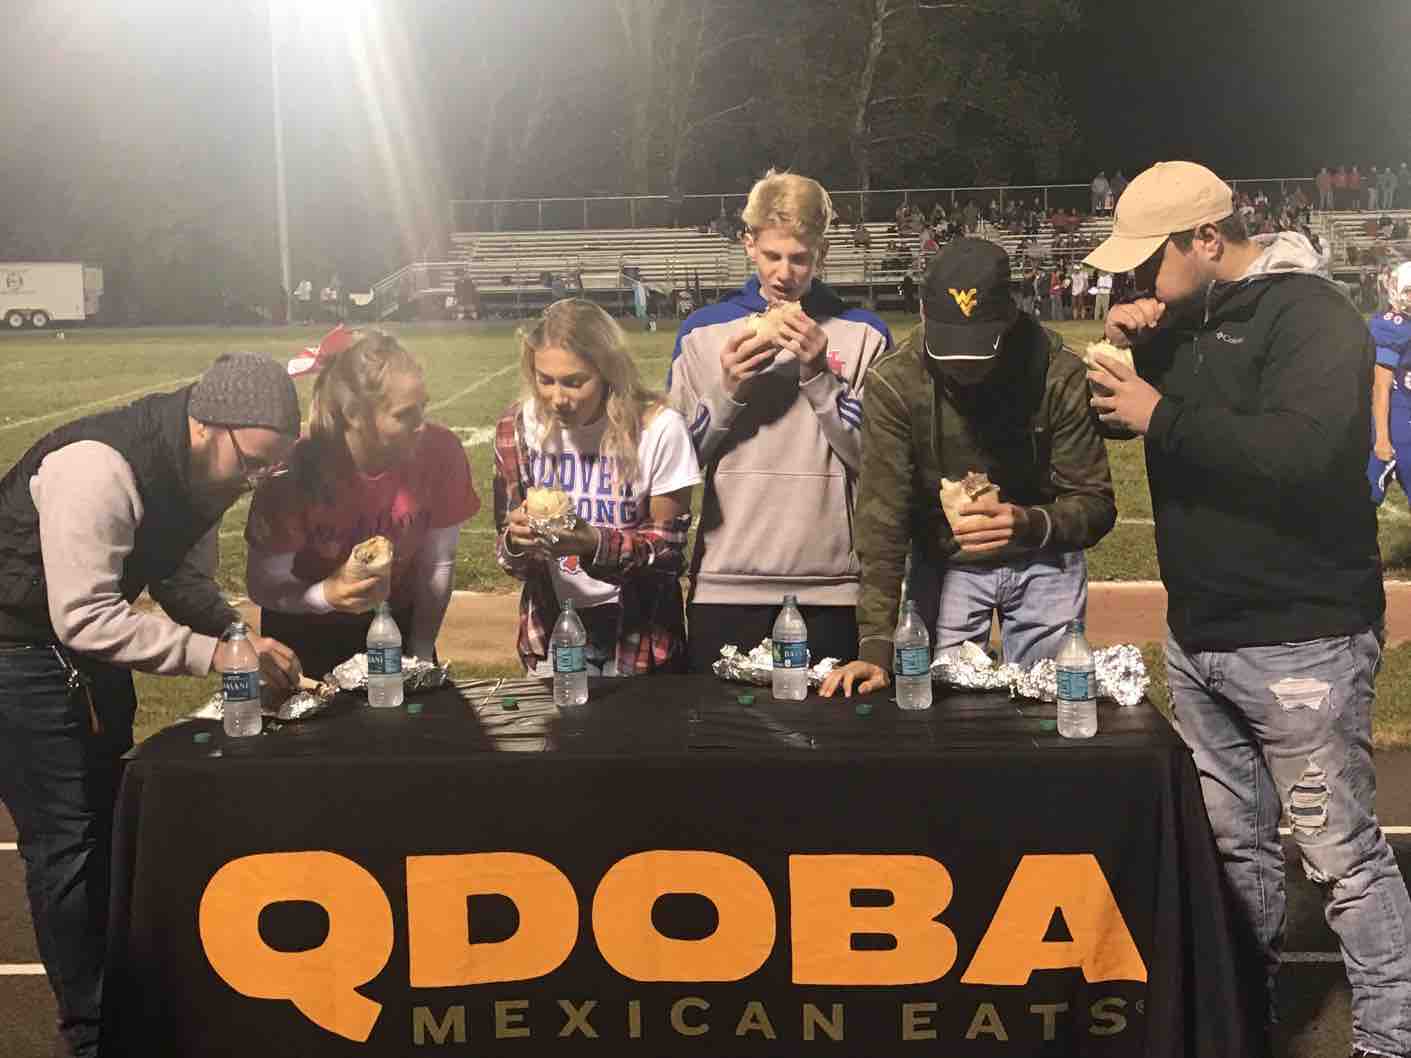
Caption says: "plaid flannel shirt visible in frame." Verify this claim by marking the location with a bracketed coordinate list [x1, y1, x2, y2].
[493, 402, 691, 675]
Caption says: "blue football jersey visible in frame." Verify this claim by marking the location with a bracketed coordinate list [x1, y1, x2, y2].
[1372, 311, 1411, 391]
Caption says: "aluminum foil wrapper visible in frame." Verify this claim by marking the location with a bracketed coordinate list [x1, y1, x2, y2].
[930, 641, 1148, 706]
[527, 511, 578, 545]
[712, 640, 839, 689]
[930, 641, 1022, 692]
[1009, 645, 1149, 706]
[330, 653, 451, 693]
[193, 682, 338, 723]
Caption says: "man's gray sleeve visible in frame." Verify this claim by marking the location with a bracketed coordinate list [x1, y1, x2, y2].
[32, 441, 221, 675]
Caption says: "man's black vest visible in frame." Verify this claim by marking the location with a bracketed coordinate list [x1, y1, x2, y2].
[0, 387, 220, 639]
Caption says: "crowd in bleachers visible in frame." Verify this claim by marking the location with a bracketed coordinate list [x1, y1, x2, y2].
[376, 168, 1411, 324]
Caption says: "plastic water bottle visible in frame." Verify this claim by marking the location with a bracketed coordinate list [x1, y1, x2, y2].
[893, 601, 933, 711]
[771, 595, 809, 701]
[551, 599, 589, 706]
[1055, 618, 1098, 739]
[367, 602, 404, 708]
[216, 621, 262, 737]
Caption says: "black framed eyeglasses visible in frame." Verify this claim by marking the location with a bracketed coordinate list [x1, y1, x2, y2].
[226, 428, 288, 489]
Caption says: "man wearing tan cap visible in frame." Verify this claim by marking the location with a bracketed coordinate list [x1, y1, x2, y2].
[1086, 161, 1410, 1058]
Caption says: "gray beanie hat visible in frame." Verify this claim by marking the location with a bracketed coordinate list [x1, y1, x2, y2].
[189, 352, 301, 436]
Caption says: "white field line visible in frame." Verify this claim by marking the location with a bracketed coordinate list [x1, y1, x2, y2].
[452, 426, 495, 448]
[1126, 509, 1411, 526]
[0, 376, 201, 432]
[427, 363, 517, 414]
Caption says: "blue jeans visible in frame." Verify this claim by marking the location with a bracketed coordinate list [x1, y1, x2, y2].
[0, 644, 135, 1058]
[1166, 629, 1411, 1057]
[912, 549, 1088, 669]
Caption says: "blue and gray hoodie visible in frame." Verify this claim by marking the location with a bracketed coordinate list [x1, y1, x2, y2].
[667, 277, 891, 606]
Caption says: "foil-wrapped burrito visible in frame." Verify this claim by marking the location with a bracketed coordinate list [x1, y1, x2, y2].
[191, 655, 452, 724]
[712, 640, 839, 689]
[1008, 644, 1149, 707]
[192, 677, 337, 723]
[930, 641, 1022, 692]
[932, 641, 1149, 707]
[330, 653, 450, 693]
[524, 486, 578, 544]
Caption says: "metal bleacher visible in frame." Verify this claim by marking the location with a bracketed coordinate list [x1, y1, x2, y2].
[372, 214, 1119, 320]
[1316, 210, 1411, 273]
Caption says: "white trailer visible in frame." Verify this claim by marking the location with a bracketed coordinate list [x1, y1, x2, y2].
[0, 263, 103, 329]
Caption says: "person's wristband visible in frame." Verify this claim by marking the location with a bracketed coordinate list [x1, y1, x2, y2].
[1027, 507, 1053, 551]
[503, 530, 526, 558]
[304, 580, 334, 615]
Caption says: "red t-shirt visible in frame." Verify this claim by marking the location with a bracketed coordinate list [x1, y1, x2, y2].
[246, 423, 479, 611]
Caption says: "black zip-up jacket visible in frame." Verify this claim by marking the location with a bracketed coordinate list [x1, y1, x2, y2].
[1119, 240, 1383, 649]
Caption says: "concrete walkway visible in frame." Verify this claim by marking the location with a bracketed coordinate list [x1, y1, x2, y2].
[240, 581, 1411, 668]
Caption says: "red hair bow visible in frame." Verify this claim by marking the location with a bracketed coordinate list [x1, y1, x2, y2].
[286, 324, 357, 378]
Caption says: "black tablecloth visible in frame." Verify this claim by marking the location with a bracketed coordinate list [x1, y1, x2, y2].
[103, 677, 1261, 1057]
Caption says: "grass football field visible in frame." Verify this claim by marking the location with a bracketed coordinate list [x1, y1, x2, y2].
[5, 317, 1411, 744]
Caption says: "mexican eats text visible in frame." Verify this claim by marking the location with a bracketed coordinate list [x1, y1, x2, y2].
[198, 851, 1148, 1043]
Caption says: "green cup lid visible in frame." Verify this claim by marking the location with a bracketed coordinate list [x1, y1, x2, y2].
[502, 698, 520, 711]
[855, 701, 874, 716]
[193, 731, 213, 744]
[1039, 718, 1058, 732]
[406, 702, 424, 715]
[737, 693, 755, 706]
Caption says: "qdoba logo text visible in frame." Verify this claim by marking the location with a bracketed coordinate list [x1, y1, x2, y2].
[197, 850, 1148, 1043]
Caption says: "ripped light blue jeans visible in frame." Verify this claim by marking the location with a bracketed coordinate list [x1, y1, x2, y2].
[1166, 628, 1411, 1057]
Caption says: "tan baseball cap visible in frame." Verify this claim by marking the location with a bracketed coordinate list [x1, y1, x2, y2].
[1084, 161, 1234, 274]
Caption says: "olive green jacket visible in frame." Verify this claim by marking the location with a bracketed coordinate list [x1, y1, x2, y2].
[854, 318, 1116, 668]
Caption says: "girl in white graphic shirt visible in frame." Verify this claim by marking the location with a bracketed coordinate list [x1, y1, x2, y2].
[494, 299, 701, 675]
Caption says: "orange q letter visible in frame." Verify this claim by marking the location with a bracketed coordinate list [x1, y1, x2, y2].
[198, 852, 393, 1042]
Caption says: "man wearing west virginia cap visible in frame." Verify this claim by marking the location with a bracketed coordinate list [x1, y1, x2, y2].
[1087, 161, 1411, 1058]
[822, 238, 1115, 698]
[0, 352, 304, 1057]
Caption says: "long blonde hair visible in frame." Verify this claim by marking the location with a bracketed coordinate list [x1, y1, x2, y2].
[520, 299, 661, 494]
[298, 328, 422, 503]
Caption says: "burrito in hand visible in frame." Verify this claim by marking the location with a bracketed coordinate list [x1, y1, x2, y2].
[1083, 338, 1135, 373]
[326, 534, 393, 611]
[524, 486, 577, 543]
[940, 471, 999, 529]
[744, 301, 802, 345]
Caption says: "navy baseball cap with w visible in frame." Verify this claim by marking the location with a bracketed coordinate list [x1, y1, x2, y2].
[921, 238, 1018, 362]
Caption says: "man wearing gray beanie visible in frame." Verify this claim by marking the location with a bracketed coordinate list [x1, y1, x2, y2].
[0, 351, 303, 1057]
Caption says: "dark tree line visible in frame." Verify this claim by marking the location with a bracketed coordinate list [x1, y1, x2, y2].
[0, 0, 1078, 324]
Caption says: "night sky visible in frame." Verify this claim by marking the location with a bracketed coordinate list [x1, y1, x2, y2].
[1060, 0, 1411, 178]
[1, 0, 1407, 287]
